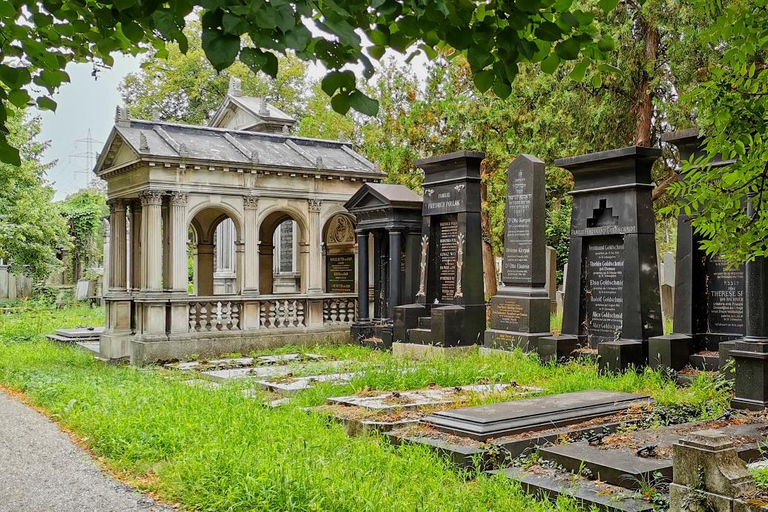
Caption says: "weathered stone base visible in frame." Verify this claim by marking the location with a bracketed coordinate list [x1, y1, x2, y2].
[393, 303, 427, 343]
[598, 340, 646, 373]
[483, 329, 550, 352]
[732, 341, 768, 410]
[391, 342, 478, 360]
[648, 333, 693, 371]
[720, 340, 737, 379]
[108, 327, 352, 365]
[537, 335, 579, 363]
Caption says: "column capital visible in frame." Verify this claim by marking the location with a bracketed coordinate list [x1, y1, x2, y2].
[308, 198, 322, 213]
[107, 198, 126, 212]
[243, 195, 259, 210]
[355, 228, 368, 237]
[169, 191, 188, 206]
[139, 190, 164, 206]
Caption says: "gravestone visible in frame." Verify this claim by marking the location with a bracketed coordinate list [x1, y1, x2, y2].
[649, 131, 745, 372]
[393, 151, 485, 347]
[541, 147, 663, 371]
[484, 155, 550, 351]
[423, 390, 650, 441]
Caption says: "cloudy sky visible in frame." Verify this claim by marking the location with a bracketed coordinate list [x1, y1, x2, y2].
[37, 54, 141, 200]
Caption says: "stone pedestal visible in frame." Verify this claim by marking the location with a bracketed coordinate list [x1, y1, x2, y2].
[648, 333, 694, 371]
[393, 303, 427, 343]
[669, 430, 758, 512]
[537, 335, 579, 363]
[484, 155, 550, 352]
[598, 339, 646, 373]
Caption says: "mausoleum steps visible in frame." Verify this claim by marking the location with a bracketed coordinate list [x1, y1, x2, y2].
[407, 328, 433, 345]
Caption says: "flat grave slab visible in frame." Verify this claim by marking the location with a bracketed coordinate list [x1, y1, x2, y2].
[75, 340, 100, 355]
[255, 372, 359, 395]
[165, 353, 326, 372]
[200, 366, 288, 382]
[423, 390, 652, 441]
[390, 404, 653, 470]
[55, 327, 103, 339]
[494, 466, 656, 512]
[318, 384, 539, 435]
[537, 413, 768, 489]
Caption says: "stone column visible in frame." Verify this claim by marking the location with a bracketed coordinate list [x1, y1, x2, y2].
[307, 199, 323, 294]
[107, 199, 127, 292]
[130, 201, 142, 291]
[140, 190, 164, 291]
[388, 229, 402, 321]
[358, 230, 370, 322]
[372, 232, 382, 320]
[167, 192, 188, 292]
[242, 196, 259, 295]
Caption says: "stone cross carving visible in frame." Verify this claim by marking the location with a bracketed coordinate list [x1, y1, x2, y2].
[454, 232, 465, 298]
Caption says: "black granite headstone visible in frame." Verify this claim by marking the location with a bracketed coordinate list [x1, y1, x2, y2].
[423, 390, 651, 441]
[394, 151, 486, 347]
[545, 147, 663, 371]
[484, 155, 550, 351]
[326, 254, 355, 293]
[649, 131, 745, 371]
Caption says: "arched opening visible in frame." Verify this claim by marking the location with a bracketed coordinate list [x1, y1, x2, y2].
[322, 213, 357, 294]
[259, 210, 306, 294]
[188, 206, 241, 296]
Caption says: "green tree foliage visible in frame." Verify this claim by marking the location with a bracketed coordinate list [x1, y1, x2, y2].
[121, 24, 311, 125]
[59, 190, 108, 282]
[0, 0, 619, 165]
[666, 0, 768, 263]
[0, 109, 69, 279]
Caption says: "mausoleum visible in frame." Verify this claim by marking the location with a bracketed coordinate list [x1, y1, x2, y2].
[95, 79, 385, 363]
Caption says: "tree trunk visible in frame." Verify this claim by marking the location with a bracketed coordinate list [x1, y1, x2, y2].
[633, 20, 659, 147]
[480, 162, 497, 298]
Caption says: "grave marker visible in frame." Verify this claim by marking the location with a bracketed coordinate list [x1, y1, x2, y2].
[542, 147, 663, 371]
[484, 155, 550, 351]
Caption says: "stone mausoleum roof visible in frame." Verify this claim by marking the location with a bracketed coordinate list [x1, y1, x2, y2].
[94, 85, 384, 182]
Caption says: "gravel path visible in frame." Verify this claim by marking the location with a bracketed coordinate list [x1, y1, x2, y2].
[0, 390, 175, 512]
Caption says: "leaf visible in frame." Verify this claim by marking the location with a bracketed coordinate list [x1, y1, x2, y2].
[8, 89, 30, 107]
[535, 21, 563, 42]
[368, 28, 389, 46]
[202, 29, 241, 71]
[540, 53, 560, 74]
[0, 135, 20, 166]
[592, 72, 602, 88]
[283, 26, 311, 51]
[597, 0, 619, 13]
[0, 65, 31, 89]
[321, 70, 355, 97]
[152, 10, 178, 40]
[597, 35, 615, 52]
[348, 90, 379, 116]
[493, 79, 512, 99]
[569, 58, 589, 81]
[330, 93, 350, 115]
[36, 96, 57, 111]
[121, 21, 143, 43]
[467, 44, 493, 72]
[474, 70, 494, 92]
[555, 37, 580, 60]
[368, 45, 386, 60]
[240, 48, 278, 77]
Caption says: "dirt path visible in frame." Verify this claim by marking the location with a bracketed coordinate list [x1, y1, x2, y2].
[0, 390, 174, 512]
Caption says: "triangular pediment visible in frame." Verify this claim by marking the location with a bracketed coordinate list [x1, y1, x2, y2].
[93, 129, 140, 174]
[344, 183, 422, 212]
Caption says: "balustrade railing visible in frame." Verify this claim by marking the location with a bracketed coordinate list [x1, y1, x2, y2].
[259, 298, 306, 328]
[189, 299, 242, 332]
[322, 296, 357, 325]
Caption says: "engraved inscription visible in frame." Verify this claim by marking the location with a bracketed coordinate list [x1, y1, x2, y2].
[706, 256, 745, 333]
[326, 254, 355, 293]
[582, 237, 624, 342]
[503, 169, 533, 283]
[437, 217, 458, 302]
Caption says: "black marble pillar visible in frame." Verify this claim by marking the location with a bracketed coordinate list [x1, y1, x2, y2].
[555, 146, 663, 371]
[351, 230, 371, 340]
[388, 230, 402, 320]
[732, 194, 768, 409]
[372, 231, 382, 321]
[484, 154, 550, 351]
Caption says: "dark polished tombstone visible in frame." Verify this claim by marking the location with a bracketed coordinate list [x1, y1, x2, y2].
[344, 183, 423, 346]
[648, 130, 745, 371]
[484, 155, 550, 351]
[732, 194, 768, 410]
[542, 147, 663, 371]
[393, 151, 486, 347]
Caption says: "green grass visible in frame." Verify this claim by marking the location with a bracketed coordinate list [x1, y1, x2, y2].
[0, 304, 732, 512]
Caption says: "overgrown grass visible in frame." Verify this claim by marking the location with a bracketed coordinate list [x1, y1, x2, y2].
[0, 305, 732, 512]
